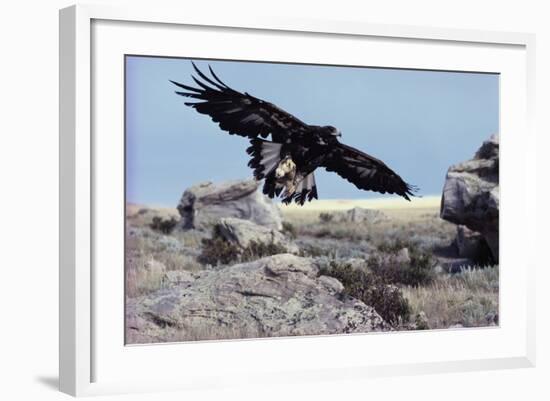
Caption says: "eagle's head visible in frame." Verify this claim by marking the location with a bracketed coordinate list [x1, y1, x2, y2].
[321, 125, 342, 142]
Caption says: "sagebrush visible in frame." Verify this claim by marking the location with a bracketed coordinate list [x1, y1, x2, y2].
[319, 261, 411, 326]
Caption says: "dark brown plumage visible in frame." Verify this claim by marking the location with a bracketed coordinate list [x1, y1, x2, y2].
[172, 62, 417, 205]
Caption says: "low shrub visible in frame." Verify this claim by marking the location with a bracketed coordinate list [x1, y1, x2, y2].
[198, 235, 240, 266]
[149, 216, 178, 234]
[402, 266, 499, 329]
[370, 240, 436, 287]
[199, 226, 288, 266]
[377, 238, 409, 254]
[319, 212, 334, 224]
[241, 240, 288, 262]
[312, 228, 332, 238]
[319, 261, 411, 326]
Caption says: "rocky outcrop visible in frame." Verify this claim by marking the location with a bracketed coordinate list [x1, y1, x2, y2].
[335, 207, 388, 224]
[126, 254, 389, 343]
[177, 180, 282, 231]
[440, 134, 499, 261]
[217, 218, 298, 254]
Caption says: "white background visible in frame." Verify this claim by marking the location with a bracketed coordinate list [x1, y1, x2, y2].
[0, 0, 548, 400]
[92, 18, 529, 388]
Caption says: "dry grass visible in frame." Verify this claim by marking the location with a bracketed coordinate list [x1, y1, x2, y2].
[286, 199, 456, 258]
[281, 197, 497, 330]
[279, 195, 442, 214]
[126, 206, 204, 297]
[126, 319, 266, 344]
[402, 266, 499, 329]
[126, 198, 499, 334]
[126, 258, 166, 298]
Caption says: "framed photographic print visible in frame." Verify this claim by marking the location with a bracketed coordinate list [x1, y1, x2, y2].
[59, 4, 536, 397]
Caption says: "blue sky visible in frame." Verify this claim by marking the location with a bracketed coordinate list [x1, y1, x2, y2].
[126, 56, 499, 206]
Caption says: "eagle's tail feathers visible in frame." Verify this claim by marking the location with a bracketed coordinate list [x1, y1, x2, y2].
[282, 172, 318, 206]
[306, 173, 318, 202]
[247, 138, 318, 206]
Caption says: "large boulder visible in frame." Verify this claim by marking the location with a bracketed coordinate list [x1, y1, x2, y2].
[177, 179, 282, 231]
[217, 217, 298, 254]
[440, 134, 499, 261]
[126, 254, 389, 343]
[334, 207, 388, 224]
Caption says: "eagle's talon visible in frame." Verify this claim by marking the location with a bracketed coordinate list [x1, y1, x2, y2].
[275, 155, 297, 195]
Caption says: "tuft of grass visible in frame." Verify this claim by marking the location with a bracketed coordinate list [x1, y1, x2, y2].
[126, 224, 202, 297]
[156, 252, 202, 273]
[377, 238, 409, 254]
[126, 258, 166, 298]
[319, 261, 411, 326]
[402, 265, 499, 329]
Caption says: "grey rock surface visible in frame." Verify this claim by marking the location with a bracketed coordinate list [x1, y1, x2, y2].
[395, 247, 411, 265]
[335, 207, 388, 224]
[177, 179, 282, 231]
[440, 134, 499, 261]
[217, 217, 299, 254]
[126, 254, 389, 343]
[455, 225, 485, 259]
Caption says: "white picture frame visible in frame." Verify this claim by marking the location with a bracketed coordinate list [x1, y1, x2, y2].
[59, 4, 536, 397]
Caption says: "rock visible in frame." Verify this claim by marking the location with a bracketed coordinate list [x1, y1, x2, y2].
[317, 275, 345, 294]
[126, 254, 389, 343]
[161, 270, 196, 287]
[395, 248, 411, 265]
[335, 207, 388, 224]
[440, 134, 499, 261]
[454, 225, 484, 259]
[216, 218, 298, 254]
[177, 179, 282, 231]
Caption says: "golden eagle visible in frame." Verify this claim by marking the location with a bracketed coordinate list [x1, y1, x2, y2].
[171, 63, 417, 205]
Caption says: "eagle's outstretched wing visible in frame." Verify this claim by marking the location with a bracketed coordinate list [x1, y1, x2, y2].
[171, 63, 310, 142]
[322, 142, 417, 201]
